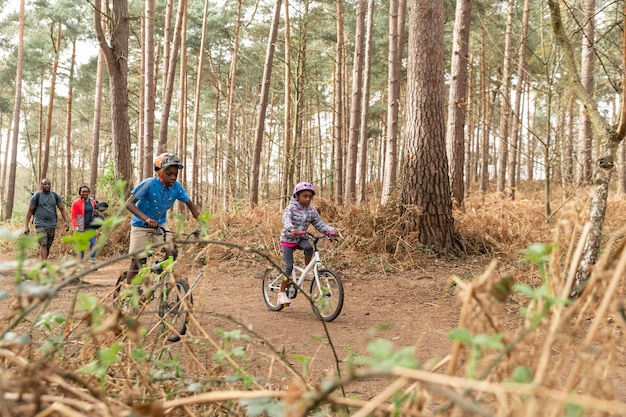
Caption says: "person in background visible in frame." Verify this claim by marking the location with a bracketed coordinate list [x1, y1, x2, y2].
[277, 182, 337, 306]
[24, 178, 71, 261]
[70, 185, 100, 264]
[124, 152, 200, 284]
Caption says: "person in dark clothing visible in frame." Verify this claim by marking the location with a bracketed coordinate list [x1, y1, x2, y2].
[24, 178, 70, 260]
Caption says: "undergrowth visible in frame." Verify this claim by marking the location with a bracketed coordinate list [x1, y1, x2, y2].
[1, 185, 626, 416]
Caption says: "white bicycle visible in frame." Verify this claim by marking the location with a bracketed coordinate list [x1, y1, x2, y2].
[262, 232, 344, 322]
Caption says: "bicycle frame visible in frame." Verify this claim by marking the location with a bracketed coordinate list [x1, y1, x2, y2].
[289, 240, 325, 294]
[262, 232, 344, 321]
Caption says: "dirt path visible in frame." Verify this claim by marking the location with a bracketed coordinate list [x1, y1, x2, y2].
[3, 252, 626, 405]
[0, 254, 466, 398]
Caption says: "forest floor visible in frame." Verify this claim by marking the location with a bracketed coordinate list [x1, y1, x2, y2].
[3, 189, 626, 414]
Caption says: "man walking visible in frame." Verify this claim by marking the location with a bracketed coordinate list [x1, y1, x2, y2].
[24, 178, 71, 260]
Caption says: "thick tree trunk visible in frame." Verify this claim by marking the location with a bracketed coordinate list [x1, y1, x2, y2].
[94, 0, 133, 193]
[401, 0, 454, 250]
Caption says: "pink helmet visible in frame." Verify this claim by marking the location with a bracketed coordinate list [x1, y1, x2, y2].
[292, 182, 316, 197]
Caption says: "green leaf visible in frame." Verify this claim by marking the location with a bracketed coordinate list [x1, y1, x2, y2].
[511, 366, 532, 383]
[447, 328, 473, 345]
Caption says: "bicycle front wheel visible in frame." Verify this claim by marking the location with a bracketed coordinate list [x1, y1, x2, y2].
[310, 269, 344, 322]
[262, 267, 285, 311]
[158, 278, 192, 342]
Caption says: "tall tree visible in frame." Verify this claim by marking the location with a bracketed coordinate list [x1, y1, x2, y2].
[90, 46, 104, 194]
[63, 38, 76, 196]
[5, 0, 25, 220]
[41, 21, 62, 180]
[192, 0, 210, 205]
[357, 0, 375, 202]
[345, 0, 366, 202]
[333, 0, 344, 204]
[223, 0, 242, 210]
[546, 0, 626, 292]
[143, 0, 156, 179]
[576, 0, 595, 186]
[507, 0, 531, 200]
[158, 0, 187, 152]
[496, 0, 514, 194]
[94, 0, 133, 191]
[381, 0, 400, 204]
[445, 0, 472, 208]
[251, 0, 281, 207]
[401, 0, 454, 249]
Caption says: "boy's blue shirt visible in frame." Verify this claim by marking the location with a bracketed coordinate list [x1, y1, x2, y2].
[130, 177, 190, 227]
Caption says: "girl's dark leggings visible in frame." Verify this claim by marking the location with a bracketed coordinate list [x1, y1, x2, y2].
[282, 240, 313, 276]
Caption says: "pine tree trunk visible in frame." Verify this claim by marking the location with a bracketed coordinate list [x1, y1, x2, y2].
[357, 0, 375, 202]
[42, 21, 62, 181]
[159, 0, 187, 153]
[496, 0, 514, 194]
[401, 0, 454, 250]
[4, 0, 24, 219]
[381, 0, 400, 204]
[333, 0, 344, 205]
[345, 0, 366, 203]
[64, 38, 76, 196]
[445, 0, 472, 208]
[94, 0, 133, 192]
[192, 0, 210, 206]
[143, 0, 156, 179]
[576, 0, 596, 186]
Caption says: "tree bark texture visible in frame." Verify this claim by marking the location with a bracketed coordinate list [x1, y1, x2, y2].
[345, 0, 366, 202]
[496, 0, 514, 194]
[576, 0, 596, 186]
[94, 0, 132, 192]
[4, 0, 25, 219]
[251, 0, 281, 207]
[445, 0, 472, 208]
[401, 0, 454, 250]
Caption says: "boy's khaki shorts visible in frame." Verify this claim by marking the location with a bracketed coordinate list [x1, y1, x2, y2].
[128, 225, 173, 258]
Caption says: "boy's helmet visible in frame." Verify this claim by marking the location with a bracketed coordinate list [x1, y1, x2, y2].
[292, 182, 316, 197]
[154, 152, 184, 172]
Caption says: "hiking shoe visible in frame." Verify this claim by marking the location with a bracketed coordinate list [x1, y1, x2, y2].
[277, 292, 291, 305]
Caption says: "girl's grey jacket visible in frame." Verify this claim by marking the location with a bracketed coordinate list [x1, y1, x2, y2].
[280, 197, 336, 244]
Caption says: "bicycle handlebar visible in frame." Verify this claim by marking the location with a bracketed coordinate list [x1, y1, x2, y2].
[294, 231, 340, 241]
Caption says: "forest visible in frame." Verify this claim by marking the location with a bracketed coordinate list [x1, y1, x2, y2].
[0, 0, 625, 415]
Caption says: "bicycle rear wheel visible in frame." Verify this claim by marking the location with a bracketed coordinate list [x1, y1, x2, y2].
[310, 269, 344, 322]
[158, 278, 192, 342]
[262, 267, 285, 311]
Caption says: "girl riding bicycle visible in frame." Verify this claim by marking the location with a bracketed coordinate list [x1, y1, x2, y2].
[277, 182, 337, 305]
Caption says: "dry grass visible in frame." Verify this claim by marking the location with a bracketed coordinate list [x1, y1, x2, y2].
[2, 184, 626, 416]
